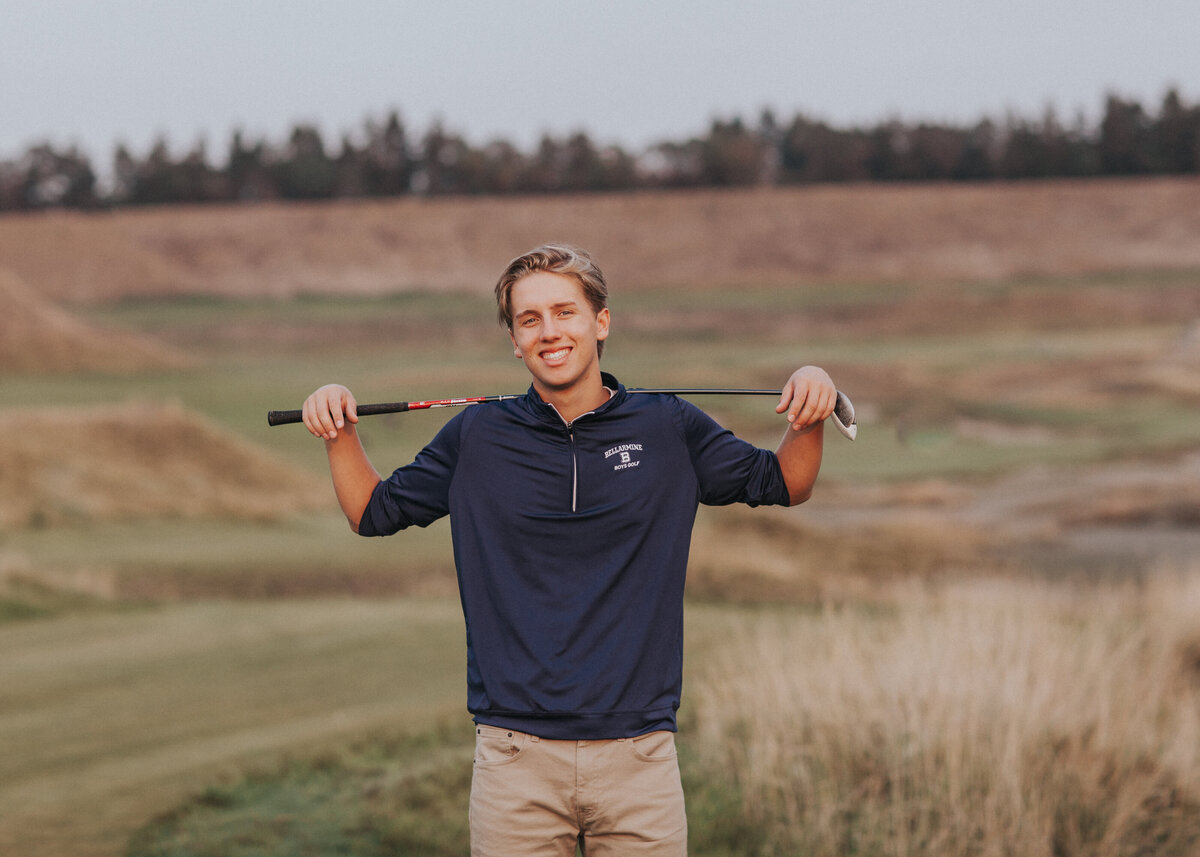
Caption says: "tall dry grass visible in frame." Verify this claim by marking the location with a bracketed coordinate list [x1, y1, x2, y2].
[689, 571, 1200, 856]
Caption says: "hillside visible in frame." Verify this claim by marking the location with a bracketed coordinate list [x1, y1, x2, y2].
[0, 268, 184, 373]
[0, 403, 325, 530]
[1, 177, 1198, 304]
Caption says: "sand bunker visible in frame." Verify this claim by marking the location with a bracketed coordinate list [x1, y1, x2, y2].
[0, 268, 184, 374]
[0, 403, 325, 528]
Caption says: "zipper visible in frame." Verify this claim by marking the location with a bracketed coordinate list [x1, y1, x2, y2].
[567, 424, 578, 512]
[547, 393, 612, 512]
[558, 414, 587, 513]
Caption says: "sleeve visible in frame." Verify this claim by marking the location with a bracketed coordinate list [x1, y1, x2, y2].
[357, 412, 463, 536]
[671, 398, 790, 507]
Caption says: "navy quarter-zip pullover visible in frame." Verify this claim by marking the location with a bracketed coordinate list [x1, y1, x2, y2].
[358, 373, 791, 739]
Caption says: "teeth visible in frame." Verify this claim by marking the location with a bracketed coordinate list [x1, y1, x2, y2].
[543, 348, 569, 360]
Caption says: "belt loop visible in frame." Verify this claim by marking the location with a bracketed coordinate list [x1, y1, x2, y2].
[530, 734, 541, 743]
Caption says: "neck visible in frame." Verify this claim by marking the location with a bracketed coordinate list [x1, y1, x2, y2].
[535, 375, 609, 423]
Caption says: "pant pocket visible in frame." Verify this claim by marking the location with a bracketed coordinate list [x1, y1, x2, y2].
[630, 730, 677, 762]
[474, 726, 529, 766]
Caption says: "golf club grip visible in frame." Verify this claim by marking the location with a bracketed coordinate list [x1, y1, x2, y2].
[267, 401, 412, 426]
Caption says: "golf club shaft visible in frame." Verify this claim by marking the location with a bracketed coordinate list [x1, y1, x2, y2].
[268, 389, 857, 439]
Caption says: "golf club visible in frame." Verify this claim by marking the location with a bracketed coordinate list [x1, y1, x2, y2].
[268, 388, 858, 440]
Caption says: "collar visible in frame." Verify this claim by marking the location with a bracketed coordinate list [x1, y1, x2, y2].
[522, 372, 627, 425]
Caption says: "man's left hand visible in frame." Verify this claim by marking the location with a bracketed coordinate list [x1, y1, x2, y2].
[776, 366, 837, 432]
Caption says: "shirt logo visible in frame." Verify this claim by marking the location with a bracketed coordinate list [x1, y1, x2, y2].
[604, 443, 643, 471]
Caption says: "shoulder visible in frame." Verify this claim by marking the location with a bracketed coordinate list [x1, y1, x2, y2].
[425, 406, 476, 450]
[452, 397, 542, 439]
[609, 391, 701, 443]
[665, 395, 723, 436]
[609, 388, 673, 416]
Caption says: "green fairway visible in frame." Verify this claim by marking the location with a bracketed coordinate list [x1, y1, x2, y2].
[0, 598, 468, 857]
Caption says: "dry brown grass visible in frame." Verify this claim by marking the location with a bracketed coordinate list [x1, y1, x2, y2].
[0, 267, 185, 373]
[690, 571, 1200, 856]
[686, 505, 991, 605]
[0, 402, 324, 529]
[2, 177, 1199, 304]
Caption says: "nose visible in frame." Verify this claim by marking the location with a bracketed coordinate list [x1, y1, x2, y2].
[541, 315, 561, 339]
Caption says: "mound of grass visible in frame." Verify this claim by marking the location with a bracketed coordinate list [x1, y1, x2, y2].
[0, 267, 184, 374]
[0, 576, 116, 623]
[1, 401, 325, 529]
[124, 726, 474, 857]
[0, 594, 53, 622]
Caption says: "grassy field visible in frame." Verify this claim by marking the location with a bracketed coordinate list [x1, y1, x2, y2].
[6, 272, 1197, 596]
[689, 573, 1200, 856]
[0, 599, 468, 856]
[0, 600, 772, 857]
[2, 184, 1200, 855]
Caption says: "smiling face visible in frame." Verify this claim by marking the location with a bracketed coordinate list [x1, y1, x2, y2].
[508, 271, 611, 404]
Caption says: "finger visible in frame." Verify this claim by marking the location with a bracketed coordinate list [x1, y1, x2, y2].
[791, 396, 818, 430]
[323, 396, 347, 438]
[786, 382, 812, 425]
[820, 387, 838, 420]
[804, 387, 830, 424]
[794, 384, 837, 431]
[307, 393, 343, 439]
[775, 380, 795, 415]
[302, 397, 326, 439]
[811, 385, 836, 420]
[328, 397, 346, 429]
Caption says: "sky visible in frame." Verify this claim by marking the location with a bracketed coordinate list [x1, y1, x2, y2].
[2, 0, 1198, 166]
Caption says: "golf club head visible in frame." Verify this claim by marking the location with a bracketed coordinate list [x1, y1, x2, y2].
[832, 390, 857, 441]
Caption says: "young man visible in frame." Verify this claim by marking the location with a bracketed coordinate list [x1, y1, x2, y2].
[302, 244, 837, 856]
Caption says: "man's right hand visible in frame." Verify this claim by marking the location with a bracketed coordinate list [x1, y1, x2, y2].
[302, 384, 359, 440]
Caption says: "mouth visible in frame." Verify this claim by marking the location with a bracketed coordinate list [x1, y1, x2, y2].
[540, 347, 571, 364]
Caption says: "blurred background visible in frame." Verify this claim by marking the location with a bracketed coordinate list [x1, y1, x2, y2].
[2, 2, 1199, 855]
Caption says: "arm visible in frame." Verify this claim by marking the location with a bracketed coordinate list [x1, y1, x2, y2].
[303, 384, 381, 532]
[774, 366, 837, 505]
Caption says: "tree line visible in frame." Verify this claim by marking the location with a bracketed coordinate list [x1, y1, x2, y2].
[2, 89, 1197, 211]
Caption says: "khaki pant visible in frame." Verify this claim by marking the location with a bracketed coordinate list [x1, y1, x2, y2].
[469, 726, 688, 856]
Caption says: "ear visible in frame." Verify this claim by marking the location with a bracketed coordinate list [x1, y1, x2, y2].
[509, 329, 522, 358]
[595, 307, 610, 342]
